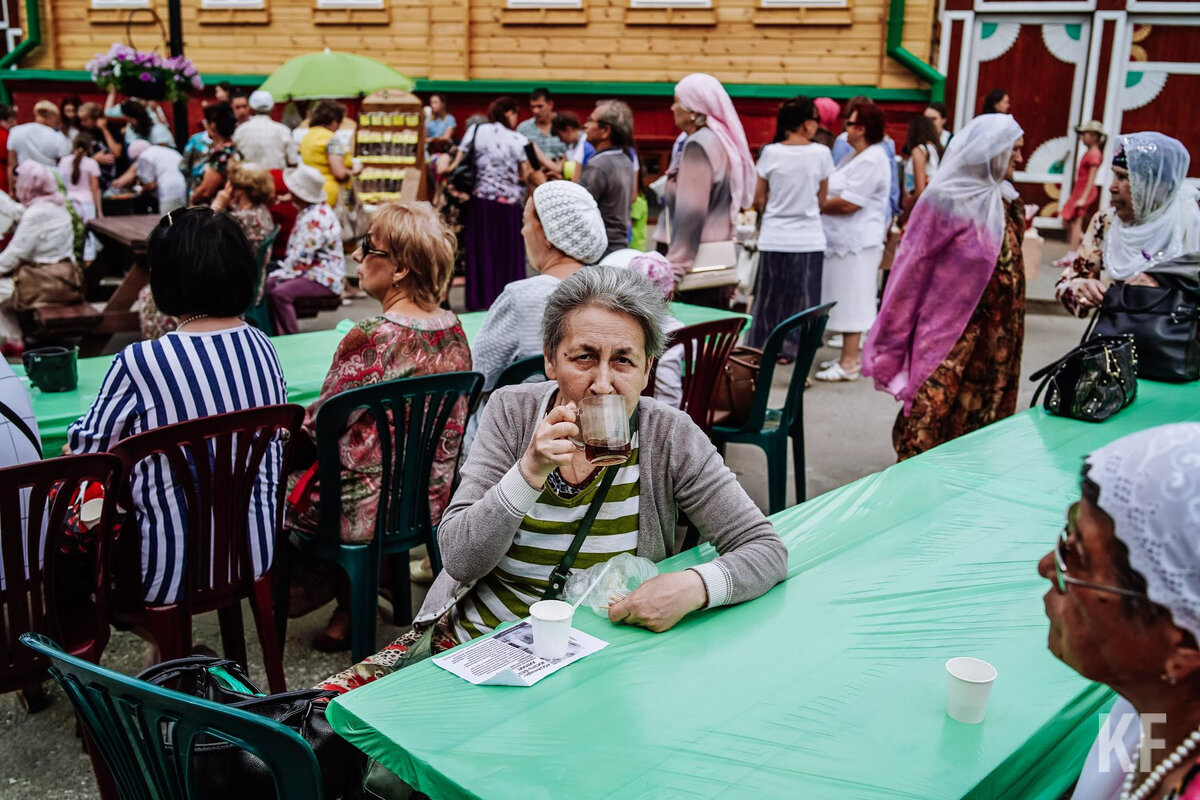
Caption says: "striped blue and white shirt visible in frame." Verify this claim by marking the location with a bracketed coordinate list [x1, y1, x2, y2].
[67, 325, 287, 605]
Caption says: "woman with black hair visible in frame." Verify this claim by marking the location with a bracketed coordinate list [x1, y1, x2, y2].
[449, 95, 537, 310]
[59, 95, 82, 140]
[67, 207, 287, 606]
[902, 114, 943, 213]
[747, 95, 835, 363]
[980, 89, 1011, 116]
[189, 102, 241, 205]
[117, 99, 174, 147]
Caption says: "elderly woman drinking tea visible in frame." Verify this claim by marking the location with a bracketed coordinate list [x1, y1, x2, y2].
[321, 265, 787, 693]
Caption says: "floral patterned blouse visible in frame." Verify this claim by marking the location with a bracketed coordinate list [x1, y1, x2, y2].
[288, 310, 473, 543]
[228, 204, 275, 254]
[205, 143, 241, 178]
[1054, 209, 1112, 318]
[269, 201, 345, 294]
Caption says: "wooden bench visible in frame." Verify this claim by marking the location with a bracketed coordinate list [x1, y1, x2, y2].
[24, 303, 104, 350]
[294, 292, 343, 320]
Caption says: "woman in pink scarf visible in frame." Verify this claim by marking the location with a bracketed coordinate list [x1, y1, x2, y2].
[664, 73, 755, 304]
[863, 114, 1026, 460]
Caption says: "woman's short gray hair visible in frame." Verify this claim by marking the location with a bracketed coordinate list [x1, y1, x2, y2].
[543, 265, 670, 359]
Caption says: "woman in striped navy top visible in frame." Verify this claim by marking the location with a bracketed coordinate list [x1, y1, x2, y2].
[68, 208, 287, 605]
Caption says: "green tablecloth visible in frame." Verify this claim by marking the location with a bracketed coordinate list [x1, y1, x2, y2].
[20, 302, 747, 455]
[326, 380, 1199, 800]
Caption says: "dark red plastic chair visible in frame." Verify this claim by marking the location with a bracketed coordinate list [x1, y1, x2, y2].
[665, 317, 747, 435]
[0, 453, 122, 711]
[109, 404, 303, 694]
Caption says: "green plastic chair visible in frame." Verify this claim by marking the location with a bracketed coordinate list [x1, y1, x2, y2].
[244, 226, 281, 335]
[20, 632, 323, 800]
[279, 371, 484, 662]
[493, 355, 546, 390]
[710, 302, 833, 515]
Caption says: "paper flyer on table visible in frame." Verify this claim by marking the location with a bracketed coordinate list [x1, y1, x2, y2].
[432, 621, 607, 687]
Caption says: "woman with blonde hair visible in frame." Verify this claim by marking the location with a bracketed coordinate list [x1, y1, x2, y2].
[286, 201, 473, 650]
[213, 160, 276, 253]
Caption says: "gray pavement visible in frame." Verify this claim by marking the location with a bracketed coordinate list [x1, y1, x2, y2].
[0, 234, 1086, 799]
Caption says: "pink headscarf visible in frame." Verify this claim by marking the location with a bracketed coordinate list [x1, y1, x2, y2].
[863, 114, 1024, 414]
[814, 98, 840, 132]
[15, 161, 64, 207]
[629, 252, 675, 299]
[674, 73, 755, 222]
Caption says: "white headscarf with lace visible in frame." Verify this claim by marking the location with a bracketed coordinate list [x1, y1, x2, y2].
[1104, 132, 1200, 281]
[1086, 423, 1200, 643]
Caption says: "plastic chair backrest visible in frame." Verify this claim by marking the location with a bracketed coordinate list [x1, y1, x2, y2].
[739, 302, 834, 433]
[255, 226, 280, 275]
[0, 454, 122, 694]
[493, 355, 545, 391]
[312, 372, 484, 549]
[669, 317, 747, 433]
[20, 632, 323, 800]
[108, 405, 303, 610]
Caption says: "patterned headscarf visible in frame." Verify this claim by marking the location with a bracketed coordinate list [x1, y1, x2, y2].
[15, 161, 64, 207]
[628, 252, 674, 299]
[1087, 423, 1200, 644]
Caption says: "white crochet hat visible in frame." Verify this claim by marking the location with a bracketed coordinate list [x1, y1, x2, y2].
[283, 164, 327, 205]
[1086, 423, 1200, 642]
[532, 180, 608, 265]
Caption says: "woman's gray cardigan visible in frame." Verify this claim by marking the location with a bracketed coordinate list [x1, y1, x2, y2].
[415, 382, 788, 624]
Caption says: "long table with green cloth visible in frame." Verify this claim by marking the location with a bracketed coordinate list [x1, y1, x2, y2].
[20, 302, 746, 455]
[325, 380, 1199, 799]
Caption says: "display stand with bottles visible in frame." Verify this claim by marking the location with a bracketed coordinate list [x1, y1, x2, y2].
[354, 88, 426, 204]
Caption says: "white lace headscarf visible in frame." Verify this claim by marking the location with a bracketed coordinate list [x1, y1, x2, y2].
[1104, 132, 1200, 280]
[1086, 423, 1200, 643]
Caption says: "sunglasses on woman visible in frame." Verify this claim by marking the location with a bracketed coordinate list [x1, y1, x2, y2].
[1053, 501, 1149, 598]
[359, 234, 388, 259]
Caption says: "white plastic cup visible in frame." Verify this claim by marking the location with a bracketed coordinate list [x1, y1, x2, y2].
[529, 600, 574, 660]
[945, 657, 997, 724]
[80, 498, 104, 530]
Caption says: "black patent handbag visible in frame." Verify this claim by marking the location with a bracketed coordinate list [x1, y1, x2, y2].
[1088, 277, 1200, 382]
[136, 656, 366, 800]
[1030, 331, 1138, 422]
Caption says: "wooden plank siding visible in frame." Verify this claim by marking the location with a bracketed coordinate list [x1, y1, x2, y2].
[24, 0, 936, 91]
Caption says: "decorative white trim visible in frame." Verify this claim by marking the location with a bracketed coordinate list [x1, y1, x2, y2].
[315, 0, 383, 7]
[507, 0, 582, 6]
[1042, 22, 1089, 64]
[201, 0, 263, 7]
[629, 0, 710, 6]
[1024, 138, 1073, 179]
[1127, 1, 1200, 12]
[1120, 69, 1168, 110]
[1014, 171, 1067, 184]
[90, 0, 150, 7]
[973, 20, 1020, 61]
[1130, 60, 1200, 74]
[761, 0, 846, 6]
[952, 11, 975, 134]
[973, 1, 1095, 11]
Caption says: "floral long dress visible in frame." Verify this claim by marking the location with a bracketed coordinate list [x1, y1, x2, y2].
[287, 309, 472, 542]
[892, 198, 1026, 460]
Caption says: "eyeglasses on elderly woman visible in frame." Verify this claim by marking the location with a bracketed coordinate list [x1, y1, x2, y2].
[1053, 501, 1150, 599]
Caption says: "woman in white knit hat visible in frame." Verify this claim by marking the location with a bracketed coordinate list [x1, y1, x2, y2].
[1040, 423, 1200, 800]
[470, 179, 608, 393]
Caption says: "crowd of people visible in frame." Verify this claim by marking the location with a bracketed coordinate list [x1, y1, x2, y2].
[3, 68, 1200, 800]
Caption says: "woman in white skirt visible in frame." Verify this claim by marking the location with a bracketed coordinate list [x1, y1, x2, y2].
[816, 102, 893, 381]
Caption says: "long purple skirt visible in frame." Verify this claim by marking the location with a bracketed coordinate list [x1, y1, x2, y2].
[746, 250, 824, 360]
[464, 195, 525, 311]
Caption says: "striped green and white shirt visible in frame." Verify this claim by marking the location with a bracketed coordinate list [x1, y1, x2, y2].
[449, 433, 640, 644]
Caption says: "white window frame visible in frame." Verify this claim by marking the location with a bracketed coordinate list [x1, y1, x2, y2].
[760, 0, 847, 6]
[507, 0, 582, 7]
[201, 0, 264, 8]
[316, 0, 383, 8]
[629, 0, 711, 7]
[90, 0, 151, 8]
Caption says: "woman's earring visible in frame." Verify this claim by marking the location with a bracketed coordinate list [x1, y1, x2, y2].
[391, 273, 402, 287]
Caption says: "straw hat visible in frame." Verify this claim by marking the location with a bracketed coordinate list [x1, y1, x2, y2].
[283, 165, 327, 205]
[1074, 120, 1107, 140]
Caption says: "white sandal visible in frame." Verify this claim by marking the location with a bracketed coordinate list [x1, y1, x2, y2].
[815, 362, 861, 382]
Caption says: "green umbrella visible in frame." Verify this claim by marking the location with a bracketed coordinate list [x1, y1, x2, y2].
[258, 48, 414, 100]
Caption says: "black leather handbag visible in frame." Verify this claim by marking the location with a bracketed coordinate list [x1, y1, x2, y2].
[1030, 333, 1138, 422]
[137, 657, 365, 800]
[447, 124, 479, 196]
[1088, 278, 1200, 382]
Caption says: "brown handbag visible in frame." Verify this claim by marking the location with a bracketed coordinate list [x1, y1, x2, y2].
[709, 345, 762, 429]
[11, 259, 85, 312]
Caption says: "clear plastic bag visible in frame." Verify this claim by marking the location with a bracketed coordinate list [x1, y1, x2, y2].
[562, 553, 659, 617]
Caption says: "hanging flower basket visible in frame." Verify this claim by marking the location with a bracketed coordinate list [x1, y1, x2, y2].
[86, 44, 203, 104]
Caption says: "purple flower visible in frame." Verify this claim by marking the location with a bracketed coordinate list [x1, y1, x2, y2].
[139, 72, 153, 82]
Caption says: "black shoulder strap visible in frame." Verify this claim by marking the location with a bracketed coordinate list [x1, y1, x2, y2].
[542, 466, 619, 601]
[0, 398, 42, 459]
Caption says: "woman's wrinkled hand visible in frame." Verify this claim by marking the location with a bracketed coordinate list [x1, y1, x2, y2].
[519, 401, 579, 489]
[608, 571, 708, 633]
[1072, 278, 1108, 308]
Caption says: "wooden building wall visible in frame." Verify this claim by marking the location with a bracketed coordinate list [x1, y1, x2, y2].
[24, 0, 937, 91]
